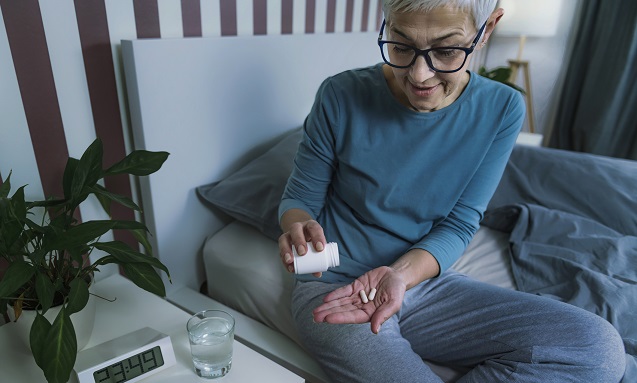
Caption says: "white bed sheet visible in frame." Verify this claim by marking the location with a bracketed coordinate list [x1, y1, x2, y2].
[203, 221, 516, 381]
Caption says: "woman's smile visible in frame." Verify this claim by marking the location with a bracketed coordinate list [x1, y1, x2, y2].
[408, 81, 441, 98]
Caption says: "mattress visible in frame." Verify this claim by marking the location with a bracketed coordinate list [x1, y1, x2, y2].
[203, 220, 516, 381]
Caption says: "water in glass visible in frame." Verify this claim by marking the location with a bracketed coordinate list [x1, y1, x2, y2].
[188, 316, 234, 378]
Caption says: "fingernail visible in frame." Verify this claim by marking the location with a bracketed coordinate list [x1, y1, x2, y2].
[296, 244, 305, 255]
[287, 265, 294, 273]
[284, 253, 292, 264]
[315, 242, 324, 251]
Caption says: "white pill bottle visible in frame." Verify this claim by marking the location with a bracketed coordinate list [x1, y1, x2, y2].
[292, 242, 340, 274]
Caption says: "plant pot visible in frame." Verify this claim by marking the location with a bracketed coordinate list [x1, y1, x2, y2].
[6, 283, 97, 354]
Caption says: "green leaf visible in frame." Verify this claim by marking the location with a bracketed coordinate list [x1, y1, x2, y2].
[26, 198, 67, 209]
[131, 229, 153, 256]
[41, 307, 77, 383]
[111, 220, 148, 231]
[43, 220, 116, 251]
[92, 184, 112, 217]
[24, 218, 45, 232]
[93, 241, 169, 277]
[491, 68, 511, 82]
[89, 184, 141, 213]
[0, 191, 27, 255]
[30, 311, 52, 368]
[35, 272, 55, 313]
[66, 244, 90, 266]
[0, 261, 35, 299]
[477, 66, 527, 95]
[66, 278, 89, 315]
[48, 212, 75, 232]
[0, 170, 11, 197]
[10, 185, 27, 220]
[90, 255, 116, 266]
[105, 150, 169, 176]
[122, 262, 166, 297]
[0, 196, 10, 221]
[62, 157, 79, 201]
[26, 248, 48, 265]
[71, 138, 103, 200]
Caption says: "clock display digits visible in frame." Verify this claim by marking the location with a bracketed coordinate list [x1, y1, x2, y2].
[93, 368, 110, 383]
[111, 362, 125, 382]
[142, 349, 158, 370]
[93, 346, 165, 383]
[126, 355, 142, 377]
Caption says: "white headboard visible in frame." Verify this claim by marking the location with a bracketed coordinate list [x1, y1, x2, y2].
[122, 32, 380, 295]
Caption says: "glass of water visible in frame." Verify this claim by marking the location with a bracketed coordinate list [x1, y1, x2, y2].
[187, 310, 235, 379]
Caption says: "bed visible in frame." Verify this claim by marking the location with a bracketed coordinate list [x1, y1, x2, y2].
[122, 32, 636, 383]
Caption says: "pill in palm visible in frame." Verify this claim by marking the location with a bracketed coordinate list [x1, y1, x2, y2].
[368, 288, 377, 301]
[359, 290, 369, 304]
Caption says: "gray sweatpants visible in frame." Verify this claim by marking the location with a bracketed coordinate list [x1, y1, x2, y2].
[291, 271, 626, 383]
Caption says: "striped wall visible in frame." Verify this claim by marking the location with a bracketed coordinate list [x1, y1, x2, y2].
[0, 0, 383, 259]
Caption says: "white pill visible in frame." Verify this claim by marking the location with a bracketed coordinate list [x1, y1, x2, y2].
[368, 288, 377, 301]
[359, 290, 369, 304]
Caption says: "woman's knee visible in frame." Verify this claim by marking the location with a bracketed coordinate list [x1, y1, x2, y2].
[562, 310, 626, 382]
[585, 315, 626, 381]
[475, 306, 626, 382]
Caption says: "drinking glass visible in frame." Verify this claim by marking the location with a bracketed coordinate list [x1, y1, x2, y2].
[187, 310, 235, 379]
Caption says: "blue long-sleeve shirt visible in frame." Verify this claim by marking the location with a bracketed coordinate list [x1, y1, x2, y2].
[279, 63, 524, 283]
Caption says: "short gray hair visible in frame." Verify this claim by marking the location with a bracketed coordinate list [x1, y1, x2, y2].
[382, 0, 497, 30]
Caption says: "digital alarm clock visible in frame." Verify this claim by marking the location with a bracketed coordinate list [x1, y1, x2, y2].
[74, 327, 176, 383]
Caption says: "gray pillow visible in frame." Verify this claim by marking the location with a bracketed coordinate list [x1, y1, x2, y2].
[196, 128, 302, 240]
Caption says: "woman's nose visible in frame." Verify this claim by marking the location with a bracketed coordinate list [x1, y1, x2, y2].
[409, 55, 436, 83]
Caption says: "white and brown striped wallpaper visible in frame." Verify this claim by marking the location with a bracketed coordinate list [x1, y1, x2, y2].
[0, 0, 389, 248]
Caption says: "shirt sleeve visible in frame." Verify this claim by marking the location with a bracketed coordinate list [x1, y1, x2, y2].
[410, 91, 526, 273]
[278, 78, 339, 222]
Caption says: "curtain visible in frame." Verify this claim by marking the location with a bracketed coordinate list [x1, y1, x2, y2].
[549, 0, 637, 160]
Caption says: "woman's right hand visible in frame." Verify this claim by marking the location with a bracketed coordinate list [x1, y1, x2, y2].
[279, 213, 326, 278]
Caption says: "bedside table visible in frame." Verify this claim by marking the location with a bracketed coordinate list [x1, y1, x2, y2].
[0, 274, 303, 383]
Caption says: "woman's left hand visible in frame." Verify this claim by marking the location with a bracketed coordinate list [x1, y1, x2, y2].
[312, 266, 407, 334]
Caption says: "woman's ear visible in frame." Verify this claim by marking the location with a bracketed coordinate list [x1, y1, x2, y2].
[480, 8, 505, 48]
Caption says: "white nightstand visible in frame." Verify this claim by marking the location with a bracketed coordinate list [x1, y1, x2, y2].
[0, 274, 303, 383]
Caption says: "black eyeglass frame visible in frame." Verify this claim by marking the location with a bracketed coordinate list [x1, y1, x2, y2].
[377, 19, 488, 73]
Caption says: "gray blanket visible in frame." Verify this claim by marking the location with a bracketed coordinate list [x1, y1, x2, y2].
[484, 145, 637, 382]
[483, 204, 637, 382]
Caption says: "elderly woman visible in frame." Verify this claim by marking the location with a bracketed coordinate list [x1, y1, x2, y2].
[278, 0, 626, 382]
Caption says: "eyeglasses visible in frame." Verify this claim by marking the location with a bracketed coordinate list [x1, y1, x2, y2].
[377, 19, 487, 73]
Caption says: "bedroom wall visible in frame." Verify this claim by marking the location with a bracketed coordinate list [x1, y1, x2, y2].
[0, 0, 385, 199]
[0, 0, 387, 280]
[0, 0, 572, 280]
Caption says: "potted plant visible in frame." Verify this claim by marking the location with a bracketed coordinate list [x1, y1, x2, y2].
[0, 138, 170, 383]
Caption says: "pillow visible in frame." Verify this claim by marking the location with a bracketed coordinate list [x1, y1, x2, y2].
[488, 145, 637, 236]
[197, 128, 302, 240]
